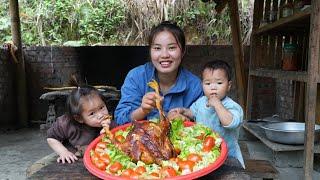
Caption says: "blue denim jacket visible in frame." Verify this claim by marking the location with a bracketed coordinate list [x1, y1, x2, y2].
[115, 62, 203, 125]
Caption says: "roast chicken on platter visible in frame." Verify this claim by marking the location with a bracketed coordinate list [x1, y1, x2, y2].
[104, 80, 177, 165]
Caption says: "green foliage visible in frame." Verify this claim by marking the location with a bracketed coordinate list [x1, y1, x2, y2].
[0, 0, 251, 46]
[0, 0, 11, 42]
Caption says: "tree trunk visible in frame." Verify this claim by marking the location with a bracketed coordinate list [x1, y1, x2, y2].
[9, 0, 29, 127]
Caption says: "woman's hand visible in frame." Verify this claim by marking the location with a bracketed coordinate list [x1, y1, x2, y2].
[141, 92, 162, 114]
[130, 92, 163, 121]
[168, 108, 193, 121]
[57, 150, 78, 164]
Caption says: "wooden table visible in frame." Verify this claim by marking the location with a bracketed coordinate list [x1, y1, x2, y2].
[27, 156, 249, 180]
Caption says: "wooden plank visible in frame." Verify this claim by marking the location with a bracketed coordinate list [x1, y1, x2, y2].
[9, 0, 28, 127]
[293, 82, 305, 121]
[246, 0, 264, 119]
[250, 69, 309, 82]
[27, 156, 249, 180]
[304, 0, 320, 179]
[275, 35, 283, 69]
[242, 123, 320, 152]
[228, 0, 246, 110]
[255, 8, 311, 34]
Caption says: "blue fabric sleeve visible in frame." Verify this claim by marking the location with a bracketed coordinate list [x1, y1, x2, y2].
[190, 97, 203, 121]
[222, 102, 243, 129]
[114, 70, 144, 125]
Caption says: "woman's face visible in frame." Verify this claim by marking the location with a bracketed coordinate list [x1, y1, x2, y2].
[150, 31, 183, 75]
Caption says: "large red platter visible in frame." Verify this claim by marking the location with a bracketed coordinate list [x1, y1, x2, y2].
[84, 121, 228, 180]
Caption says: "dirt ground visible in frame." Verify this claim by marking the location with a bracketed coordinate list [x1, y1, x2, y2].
[0, 127, 52, 180]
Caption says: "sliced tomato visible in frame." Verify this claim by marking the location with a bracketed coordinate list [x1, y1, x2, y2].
[178, 160, 195, 172]
[91, 152, 100, 163]
[130, 171, 140, 179]
[169, 157, 181, 163]
[115, 135, 125, 143]
[187, 153, 202, 163]
[160, 166, 177, 178]
[135, 166, 146, 174]
[121, 168, 134, 177]
[203, 136, 215, 152]
[96, 141, 107, 149]
[109, 161, 123, 173]
[99, 153, 111, 165]
[94, 147, 104, 156]
[150, 172, 159, 177]
[93, 159, 106, 170]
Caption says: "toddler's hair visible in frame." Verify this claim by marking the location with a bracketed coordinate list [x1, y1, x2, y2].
[66, 85, 103, 117]
[202, 60, 232, 81]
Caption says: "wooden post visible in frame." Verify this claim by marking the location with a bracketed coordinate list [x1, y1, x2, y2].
[9, 0, 28, 127]
[304, 0, 319, 179]
[245, 0, 263, 120]
[228, 0, 247, 110]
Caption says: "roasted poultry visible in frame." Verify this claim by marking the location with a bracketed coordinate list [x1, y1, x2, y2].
[106, 80, 177, 165]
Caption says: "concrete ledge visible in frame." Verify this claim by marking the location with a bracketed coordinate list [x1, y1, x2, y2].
[26, 152, 57, 177]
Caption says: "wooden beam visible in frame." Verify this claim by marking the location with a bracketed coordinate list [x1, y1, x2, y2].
[304, 0, 320, 179]
[228, 0, 246, 110]
[9, 0, 28, 127]
[245, 0, 263, 120]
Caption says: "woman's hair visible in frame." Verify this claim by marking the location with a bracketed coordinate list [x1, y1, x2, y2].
[148, 21, 186, 54]
[202, 60, 232, 81]
[66, 75, 103, 118]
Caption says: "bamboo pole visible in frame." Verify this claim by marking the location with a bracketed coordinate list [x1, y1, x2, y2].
[9, 0, 28, 127]
[228, 0, 247, 110]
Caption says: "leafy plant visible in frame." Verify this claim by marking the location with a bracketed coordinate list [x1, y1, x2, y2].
[0, 0, 252, 46]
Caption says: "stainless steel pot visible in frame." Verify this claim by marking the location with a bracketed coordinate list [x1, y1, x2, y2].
[260, 122, 320, 145]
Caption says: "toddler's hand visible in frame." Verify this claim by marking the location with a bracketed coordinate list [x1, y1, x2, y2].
[100, 115, 111, 134]
[57, 150, 78, 164]
[74, 145, 87, 157]
[208, 95, 221, 108]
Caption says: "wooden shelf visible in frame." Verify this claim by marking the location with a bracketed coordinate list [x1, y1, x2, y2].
[249, 69, 310, 82]
[243, 122, 320, 153]
[255, 8, 311, 35]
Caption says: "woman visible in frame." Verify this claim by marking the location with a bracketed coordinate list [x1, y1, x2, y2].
[115, 21, 203, 125]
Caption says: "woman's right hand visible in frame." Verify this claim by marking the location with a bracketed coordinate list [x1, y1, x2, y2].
[141, 92, 161, 114]
[57, 150, 78, 164]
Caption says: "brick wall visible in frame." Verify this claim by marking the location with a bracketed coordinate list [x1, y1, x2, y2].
[0, 45, 294, 126]
[0, 49, 16, 127]
[24, 47, 81, 123]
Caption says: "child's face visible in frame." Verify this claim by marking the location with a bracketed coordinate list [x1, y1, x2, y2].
[150, 31, 182, 76]
[78, 93, 109, 127]
[202, 68, 231, 100]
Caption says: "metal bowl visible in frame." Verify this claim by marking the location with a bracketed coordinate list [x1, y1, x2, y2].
[260, 122, 320, 145]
